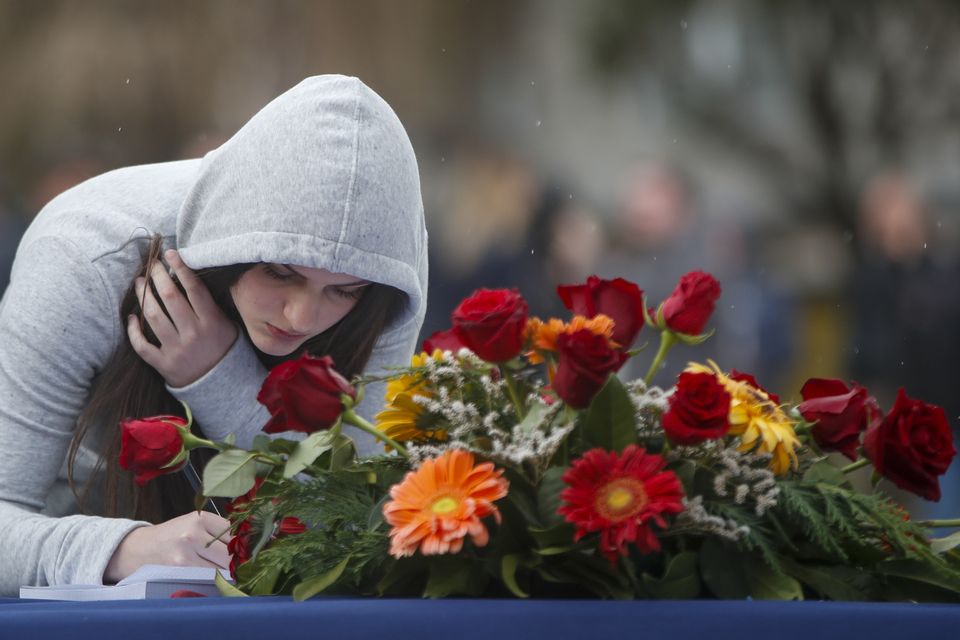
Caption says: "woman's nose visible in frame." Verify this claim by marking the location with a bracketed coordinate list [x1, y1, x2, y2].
[284, 294, 323, 334]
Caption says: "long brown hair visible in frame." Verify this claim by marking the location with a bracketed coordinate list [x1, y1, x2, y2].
[68, 234, 407, 523]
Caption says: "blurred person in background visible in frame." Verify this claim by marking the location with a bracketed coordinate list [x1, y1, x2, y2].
[597, 164, 794, 389]
[849, 171, 960, 517]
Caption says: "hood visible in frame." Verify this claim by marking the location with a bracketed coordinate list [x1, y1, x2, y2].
[176, 75, 428, 329]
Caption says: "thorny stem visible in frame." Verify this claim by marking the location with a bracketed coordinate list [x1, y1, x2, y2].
[917, 519, 960, 528]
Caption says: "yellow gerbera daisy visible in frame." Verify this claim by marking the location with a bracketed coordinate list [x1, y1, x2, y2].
[685, 361, 800, 475]
[375, 350, 448, 447]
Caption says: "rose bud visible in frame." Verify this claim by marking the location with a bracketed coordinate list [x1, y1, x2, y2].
[553, 328, 628, 409]
[663, 371, 731, 446]
[658, 270, 721, 335]
[798, 378, 880, 460]
[557, 276, 645, 349]
[257, 354, 356, 434]
[451, 288, 529, 362]
[864, 388, 956, 501]
[119, 415, 188, 486]
[422, 328, 465, 354]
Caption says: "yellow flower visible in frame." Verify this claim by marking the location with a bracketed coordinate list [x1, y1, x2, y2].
[375, 350, 448, 447]
[685, 361, 800, 475]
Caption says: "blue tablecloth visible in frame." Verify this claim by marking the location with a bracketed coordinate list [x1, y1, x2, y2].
[2, 597, 959, 640]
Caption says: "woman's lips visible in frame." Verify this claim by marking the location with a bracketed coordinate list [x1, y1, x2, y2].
[266, 323, 307, 340]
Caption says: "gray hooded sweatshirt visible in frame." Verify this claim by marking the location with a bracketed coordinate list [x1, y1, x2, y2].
[0, 75, 428, 594]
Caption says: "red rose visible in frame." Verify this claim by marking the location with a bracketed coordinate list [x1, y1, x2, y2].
[798, 378, 880, 460]
[659, 270, 721, 335]
[557, 276, 645, 348]
[553, 329, 628, 409]
[257, 354, 356, 434]
[422, 328, 465, 354]
[730, 370, 780, 405]
[662, 371, 731, 445]
[228, 519, 254, 579]
[119, 415, 187, 486]
[451, 288, 529, 362]
[277, 517, 307, 535]
[864, 388, 956, 501]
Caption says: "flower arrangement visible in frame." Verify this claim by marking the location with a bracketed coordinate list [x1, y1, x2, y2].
[120, 271, 960, 601]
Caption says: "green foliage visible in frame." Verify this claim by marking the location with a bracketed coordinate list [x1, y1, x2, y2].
[580, 375, 638, 452]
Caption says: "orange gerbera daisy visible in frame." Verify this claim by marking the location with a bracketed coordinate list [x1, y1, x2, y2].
[383, 449, 509, 558]
[559, 445, 685, 564]
[526, 314, 618, 364]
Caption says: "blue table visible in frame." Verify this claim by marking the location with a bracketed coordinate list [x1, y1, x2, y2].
[2, 597, 959, 639]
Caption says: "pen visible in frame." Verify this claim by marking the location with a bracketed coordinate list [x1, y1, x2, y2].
[182, 459, 222, 517]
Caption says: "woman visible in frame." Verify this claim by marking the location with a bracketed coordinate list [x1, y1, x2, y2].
[0, 75, 428, 594]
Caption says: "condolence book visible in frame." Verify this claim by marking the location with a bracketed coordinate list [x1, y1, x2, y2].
[19, 565, 230, 600]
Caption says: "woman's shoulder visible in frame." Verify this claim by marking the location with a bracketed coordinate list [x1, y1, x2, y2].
[21, 159, 201, 259]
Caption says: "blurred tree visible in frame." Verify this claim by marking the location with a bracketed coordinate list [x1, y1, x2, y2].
[582, 0, 960, 231]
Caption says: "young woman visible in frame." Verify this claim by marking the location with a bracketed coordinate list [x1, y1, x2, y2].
[0, 75, 428, 594]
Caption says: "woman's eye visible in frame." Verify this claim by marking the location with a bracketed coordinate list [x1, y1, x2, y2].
[333, 287, 365, 301]
[263, 265, 294, 281]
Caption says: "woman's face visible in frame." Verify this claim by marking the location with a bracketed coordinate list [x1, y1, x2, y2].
[230, 264, 370, 356]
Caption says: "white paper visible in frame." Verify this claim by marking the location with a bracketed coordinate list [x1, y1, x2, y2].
[19, 564, 232, 600]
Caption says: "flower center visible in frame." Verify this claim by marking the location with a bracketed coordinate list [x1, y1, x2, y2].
[431, 495, 459, 515]
[595, 477, 648, 522]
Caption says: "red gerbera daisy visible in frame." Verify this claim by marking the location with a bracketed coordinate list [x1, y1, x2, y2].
[558, 445, 685, 564]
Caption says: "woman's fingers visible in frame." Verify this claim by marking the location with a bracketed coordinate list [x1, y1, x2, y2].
[196, 538, 231, 570]
[126, 312, 163, 365]
[149, 259, 198, 328]
[135, 276, 179, 344]
[164, 249, 218, 316]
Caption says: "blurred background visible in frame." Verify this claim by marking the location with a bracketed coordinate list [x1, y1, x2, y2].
[1, 0, 958, 515]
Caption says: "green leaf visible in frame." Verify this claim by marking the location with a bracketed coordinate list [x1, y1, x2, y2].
[641, 552, 701, 599]
[215, 571, 248, 597]
[292, 556, 351, 601]
[779, 558, 868, 601]
[377, 557, 428, 596]
[748, 558, 803, 600]
[581, 375, 637, 452]
[673, 460, 697, 494]
[802, 460, 848, 486]
[161, 447, 188, 469]
[528, 523, 577, 549]
[931, 530, 960, 555]
[536, 466, 567, 527]
[876, 559, 960, 593]
[251, 435, 272, 453]
[535, 546, 578, 556]
[367, 493, 391, 532]
[202, 450, 259, 497]
[328, 434, 356, 471]
[501, 554, 529, 598]
[235, 560, 281, 596]
[675, 328, 714, 346]
[423, 556, 486, 598]
[516, 401, 551, 436]
[284, 430, 337, 478]
[700, 538, 752, 599]
[223, 433, 237, 446]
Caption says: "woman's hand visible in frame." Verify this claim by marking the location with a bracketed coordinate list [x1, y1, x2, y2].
[127, 249, 238, 388]
[103, 511, 233, 584]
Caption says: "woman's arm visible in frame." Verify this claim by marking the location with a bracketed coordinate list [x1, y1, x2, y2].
[0, 236, 146, 593]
